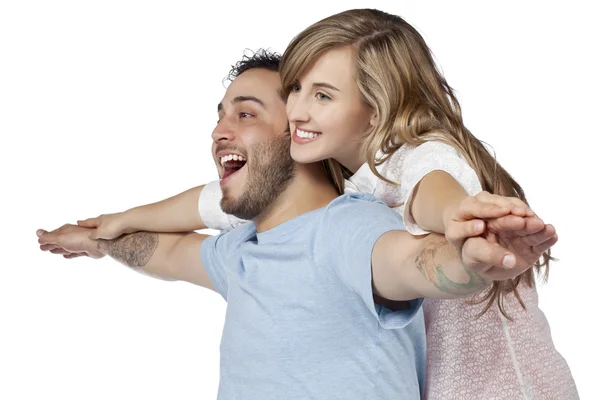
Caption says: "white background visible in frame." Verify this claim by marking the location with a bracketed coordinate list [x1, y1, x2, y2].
[1, 1, 597, 399]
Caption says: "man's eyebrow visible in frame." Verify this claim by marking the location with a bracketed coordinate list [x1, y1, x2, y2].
[233, 96, 266, 108]
[218, 96, 266, 113]
[313, 82, 340, 91]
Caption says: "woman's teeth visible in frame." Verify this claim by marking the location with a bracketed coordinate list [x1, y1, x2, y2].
[296, 129, 322, 139]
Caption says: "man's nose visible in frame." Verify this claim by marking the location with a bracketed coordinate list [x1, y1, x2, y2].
[212, 119, 235, 143]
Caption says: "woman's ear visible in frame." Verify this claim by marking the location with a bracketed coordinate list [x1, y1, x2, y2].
[369, 112, 378, 130]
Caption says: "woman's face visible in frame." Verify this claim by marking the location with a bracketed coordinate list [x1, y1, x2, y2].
[286, 46, 376, 172]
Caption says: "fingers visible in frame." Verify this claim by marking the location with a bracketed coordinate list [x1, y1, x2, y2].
[50, 247, 70, 255]
[462, 236, 516, 270]
[486, 215, 527, 233]
[77, 217, 99, 228]
[522, 217, 546, 235]
[36, 229, 53, 244]
[455, 196, 510, 221]
[475, 191, 535, 217]
[40, 242, 87, 258]
[39, 243, 77, 258]
[40, 243, 60, 252]
[522, 224, 557, 247]
[63, 253, 84, 259]
[460, 236, 537, 281]
[89, 228, 100, 240]
[532, 233, 558, 254]
[37, 227, 67, 245]
[446, 219, 486, 247]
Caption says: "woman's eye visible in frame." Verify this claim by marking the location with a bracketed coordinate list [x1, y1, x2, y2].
[316, 92, 331, 101]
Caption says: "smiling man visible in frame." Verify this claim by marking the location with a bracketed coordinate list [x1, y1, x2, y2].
[213, 67, 295, 221]
[37, 50, 557, 400]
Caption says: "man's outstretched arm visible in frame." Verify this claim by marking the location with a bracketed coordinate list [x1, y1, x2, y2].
[371, 215, 557, 301]
[37, 225, 215, 290]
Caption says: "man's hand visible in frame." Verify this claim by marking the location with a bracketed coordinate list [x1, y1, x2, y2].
[459, 216, 557, 282]
[37, 224, 104, 259]
[485, 215, 556, 269]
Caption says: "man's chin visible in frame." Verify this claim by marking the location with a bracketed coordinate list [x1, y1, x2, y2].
[221, 189, 245, 217]
[221, 191, 237, 208]
[221, 181, 242, 200]
[221, 201, 249, 221]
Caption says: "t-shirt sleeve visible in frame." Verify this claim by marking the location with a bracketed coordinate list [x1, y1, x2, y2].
[314, 193, 423, 329]
[388, 141, 483, 235]
[200, 233, 229, 300]
[198, 180, 248, 231]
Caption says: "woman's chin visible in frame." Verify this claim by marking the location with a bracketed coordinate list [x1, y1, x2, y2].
[290, 143, 326, 165]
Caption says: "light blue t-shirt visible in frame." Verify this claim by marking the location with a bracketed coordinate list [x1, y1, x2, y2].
[201, 193, 426, 399]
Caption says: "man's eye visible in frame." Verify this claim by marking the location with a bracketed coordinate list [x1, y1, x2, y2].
[239, 112, 253, 118]
[291, 84, 301, 93]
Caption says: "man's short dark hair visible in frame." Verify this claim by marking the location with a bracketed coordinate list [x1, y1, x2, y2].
[225, 49, 281, 82]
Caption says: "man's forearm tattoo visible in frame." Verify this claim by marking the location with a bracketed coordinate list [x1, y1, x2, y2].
[415, 237, 487, 295]
[97, 232, 159, 268]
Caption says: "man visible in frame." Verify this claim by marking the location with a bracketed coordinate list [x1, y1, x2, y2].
[37, 51, 557, 399]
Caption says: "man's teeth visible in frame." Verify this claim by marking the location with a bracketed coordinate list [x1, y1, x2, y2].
[220, 154, 247, 165]
[296, 129, 322, 139]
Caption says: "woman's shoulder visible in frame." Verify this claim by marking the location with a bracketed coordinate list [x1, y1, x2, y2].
[378, 134, 467, 179]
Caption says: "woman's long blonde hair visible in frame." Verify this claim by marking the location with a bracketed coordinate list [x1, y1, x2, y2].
[280, 8, 551, 318]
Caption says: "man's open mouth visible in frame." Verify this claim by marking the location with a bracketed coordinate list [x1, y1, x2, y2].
[220, 153, 248, 180]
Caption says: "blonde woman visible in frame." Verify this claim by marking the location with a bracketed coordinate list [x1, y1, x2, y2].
[276, 9, 576, 399]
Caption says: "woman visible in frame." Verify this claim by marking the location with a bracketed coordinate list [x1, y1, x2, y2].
[275, 9, 577, 399]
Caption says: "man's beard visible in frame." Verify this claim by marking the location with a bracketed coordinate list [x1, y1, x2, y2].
[221, 134, 295, 220]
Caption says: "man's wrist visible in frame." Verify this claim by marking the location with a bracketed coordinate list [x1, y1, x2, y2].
[96, 238, 110, 255]
[120, 209, 138, 234]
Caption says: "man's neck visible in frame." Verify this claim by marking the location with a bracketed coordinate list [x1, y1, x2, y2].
[253, 163, 339, 233]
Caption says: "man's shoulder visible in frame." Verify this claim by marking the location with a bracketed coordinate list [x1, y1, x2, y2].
[204, 220, 257, 250]
[326, 192, 389, 212]
[322, 193, 403, 226]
